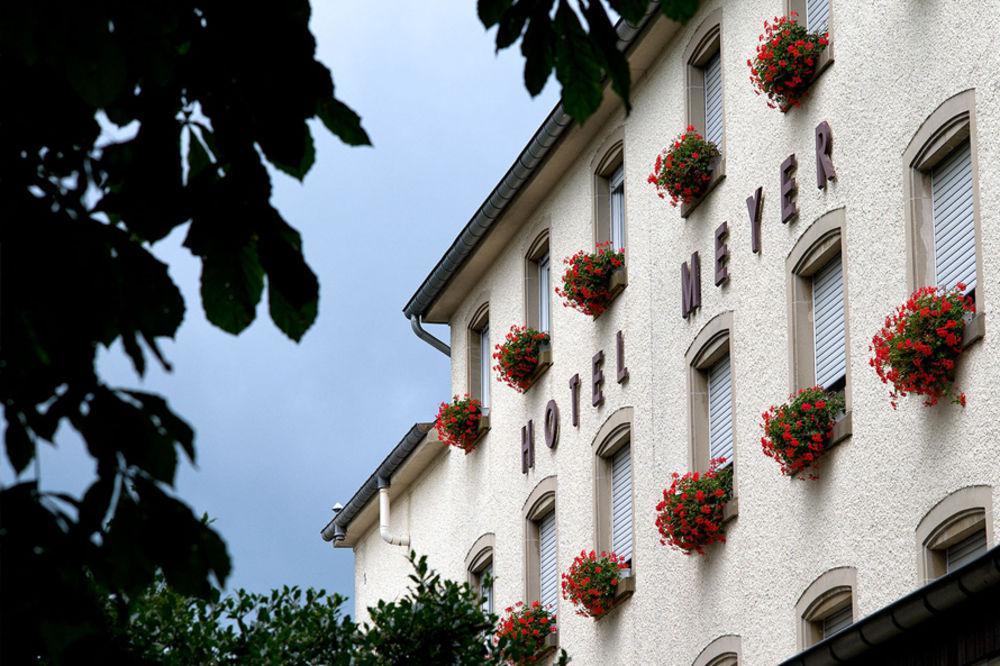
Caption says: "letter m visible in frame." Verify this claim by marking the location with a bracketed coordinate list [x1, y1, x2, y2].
[681, 252, 701, 319]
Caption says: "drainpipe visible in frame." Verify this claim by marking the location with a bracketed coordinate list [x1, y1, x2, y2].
[377, 475, 410, 547]
[409, 314, 450, 357]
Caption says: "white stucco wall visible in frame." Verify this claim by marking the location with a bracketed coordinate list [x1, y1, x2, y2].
[349, 0, 1000, 662]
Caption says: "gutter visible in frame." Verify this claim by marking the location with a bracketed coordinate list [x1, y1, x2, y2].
[401, 5, 660, 324]
[320, 423, 432, 545]
[779, 545, 1000, 665]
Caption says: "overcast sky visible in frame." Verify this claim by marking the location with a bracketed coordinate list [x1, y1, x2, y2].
[23, 2, 559, 603]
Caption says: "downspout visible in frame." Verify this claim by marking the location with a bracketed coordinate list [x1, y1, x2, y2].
[377, 475, 410, 547]
[410, 314, 450, 357]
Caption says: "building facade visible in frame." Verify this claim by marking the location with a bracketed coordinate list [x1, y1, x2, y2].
[322, 1, 1000, 663]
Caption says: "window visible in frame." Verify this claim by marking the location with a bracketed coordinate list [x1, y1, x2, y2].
[593, 408, 635, 571]
[682, 9, 725, 216]
[787, 210, 852, 427]
[916, 485, 993, 583]
[466, 533, 496, 614]
[805, 0, 830, 32]
[523, 476, 558, 613]
[795, 567, 857, 649]
[591, 127, 626, 250]
[692, 635, 742, 666]
[525, 231, 552, 334]
[903, 89, 985, 342]
[686, 313, 737, 495]
[468, 303, 491, 410]
[787, 0, 834, 81]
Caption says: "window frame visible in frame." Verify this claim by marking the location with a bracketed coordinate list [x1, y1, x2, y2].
[592, 407, 636, 573]
[524, 230, 552, 335]
[786, 0, 835, 96]
[523, 475, 558, 611]
[468, 302, 491, 411]
[681, 8, 726, 218]
[465, 533, 496, 614]
[915, 485, 993, 583]
[591, 126, 627, 251]
[786, 208, 853, 447]
[685, 311, 738, 519]
[902, 89, 985, 345]
[795, 567, 857, 650]
[692, 634, 742, 666]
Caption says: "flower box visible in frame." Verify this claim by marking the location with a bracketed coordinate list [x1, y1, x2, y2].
[594, 266, 628, 319]
[748, 13, 830, 111]
[493, 325, 552, 393]
[522, 343, 553, 392]
[760, 386, 846, 479]
[648, 126, 721, 210]
[434, 395, 488, 453]
[561, 550, 631, 619]
[495, 601, 558, 664]
[655, 459, 733, 555]
[680, 156, 726, 218]
[556, 243, 627, 319]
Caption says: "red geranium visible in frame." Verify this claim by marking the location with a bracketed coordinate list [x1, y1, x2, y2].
[560, 550, 629, 619]
[870, 284, 974, 408]
[760, 386, 845, 479]
[493, 325, 550, 392]
[748, 13, 829, 109]
[434, 394, 484, 453]
[647, 125, 720, 207]
[554, 242, 625, 317]
[655, 458, 732, 555]
[494, 601, 557, 665]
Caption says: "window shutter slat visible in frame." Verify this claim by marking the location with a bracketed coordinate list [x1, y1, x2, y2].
[610, 445, 633, 563]
[813, 255, 846, 389]
[480, 325, 491, 408]
[610, 165, 625, 250]
[538, 254, 551, 333]
[932, 141, 976, 293]
[708, 355, 734, 465]
[806, 0, 830, 33]
[481, 563, 494, 614]
[538, 511, 558, 611]
[703, 52, 724, 148]
[822, 605, 852, 639]
[946, 529, 987, 572]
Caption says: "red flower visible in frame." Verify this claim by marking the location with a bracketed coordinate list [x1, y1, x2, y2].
[655, 459, 733, 555]
[493, 325, 550, 393]
[495, 602, 558, 664]
[748, 14, 828, 109]
[555, 243, 626, 317]
[760, 387, 844, 479]
[434, 395, 484, 453]
[648, 129, 720, 207]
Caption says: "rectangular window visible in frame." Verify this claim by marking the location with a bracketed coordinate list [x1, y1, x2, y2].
[538, 510, 558, 611]
[610, 444, 633, 565]
[480, 562, 494, 614]
[932, 140, 976, 296]
[538, 253, 551, 333]
[946, 528, 987, 572]
[479, 323, 491, 409]
[821, 604, 852, 639]
[707, 354, 734, 466]
[703, 52, 723, 148]
[610, 165, 625, 250]
[812, 254, 846, 390]
[806, 0, 830, 33]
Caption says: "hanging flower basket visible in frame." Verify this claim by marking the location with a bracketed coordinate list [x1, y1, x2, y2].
[493, 325, 551, 393]
[870, 284, 974, 408]
[434, 395, 488, 453]
[555, 242, 626, 318]
[647, 126, 721, 207]
[748, 13, 829, 110]
[760, 386, 845, 479]
[655, 458, 732, 555]
[495, 601, 558, 665]
[560, 550, 630, 619]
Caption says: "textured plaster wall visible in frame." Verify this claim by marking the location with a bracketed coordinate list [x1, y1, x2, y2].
[351, 0, 1000, 662]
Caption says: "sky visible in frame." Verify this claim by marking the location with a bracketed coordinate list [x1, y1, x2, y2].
[20, 2, 560, 603]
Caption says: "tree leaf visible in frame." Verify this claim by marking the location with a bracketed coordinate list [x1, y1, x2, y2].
[610, 0, 650, 24]
[521, 5, 556, 96]
[318, 98, 371, 147]
[659, 0, 701, 22]
[258, 217, 319, 342]
[4, 415, 35, 475]
[123, 389, 196, 464]
[584, 0, 632, 113]
[478, 0, 512, 28]
[553, 0, 604, 123]
[200, 241, 265, 336]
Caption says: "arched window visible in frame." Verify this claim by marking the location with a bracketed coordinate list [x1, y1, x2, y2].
[466, 533, 496, 614]
[468, 302, 491, 410]
[785, 208, 852, 447]
[692, 634, 742, 666]
[795, 567, 857, 649]
[524, 230, 552, 334]
[591, 127, 626, 251]
[592, 407, 635, 574]
[523, 476, 558, 613]
[685, 312, 737, 518]
[682, 8, 725, 216]
[902, 89, 985, 344]
[915, 486, 993, 583]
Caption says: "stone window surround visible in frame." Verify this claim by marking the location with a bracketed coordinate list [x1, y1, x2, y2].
[524, 229, 551, 334]
[465, 532, 495, 590]
[915, 485, 993, 584]
[692, 634, 742, 666]
[467, 301, 491, 409]
[902, 88, 986, 345]
[592, 406, 635, 569]
[795, 566, 857, 649]
[684, 310, 738, 520]
[522, 475, 557, 606]
[785, 207, 853, 449]
[785, 0, 835, 103]
[681, 8, 725, 218]
[591, 125, 626, 250]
